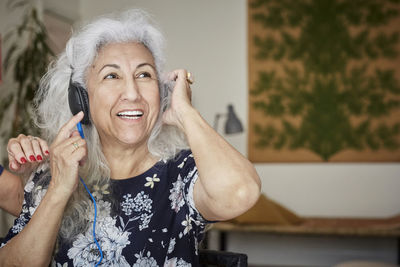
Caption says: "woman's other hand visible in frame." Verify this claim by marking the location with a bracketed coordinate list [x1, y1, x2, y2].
[48, 111, 87, 198]
[7, 134, 50, 175]
[162, 69, 194, 130]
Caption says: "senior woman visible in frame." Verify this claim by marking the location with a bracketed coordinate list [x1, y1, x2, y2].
[0, 9, 260, 266]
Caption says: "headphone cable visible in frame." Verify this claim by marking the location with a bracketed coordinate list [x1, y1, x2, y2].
[80, 177, 103, 266]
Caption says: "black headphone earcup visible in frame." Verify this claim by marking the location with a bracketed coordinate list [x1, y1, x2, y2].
[68, 83, 91, 125]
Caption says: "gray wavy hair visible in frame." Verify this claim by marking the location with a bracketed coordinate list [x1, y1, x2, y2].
[33, 9, 188, 240]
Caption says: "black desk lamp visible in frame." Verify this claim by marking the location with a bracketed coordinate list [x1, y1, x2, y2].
[213, 104, 244, 134]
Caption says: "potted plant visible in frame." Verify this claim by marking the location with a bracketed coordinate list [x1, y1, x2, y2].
[0, 0, 54, 163]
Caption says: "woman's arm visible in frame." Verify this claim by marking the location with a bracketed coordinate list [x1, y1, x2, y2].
[0, 185, 71, 266]
[0, 112, 87, 267]
[0, 166, 23, 217]
[163, 70, 261, 222]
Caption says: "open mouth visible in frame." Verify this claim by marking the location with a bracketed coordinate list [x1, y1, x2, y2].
[117, 110, 144, 119]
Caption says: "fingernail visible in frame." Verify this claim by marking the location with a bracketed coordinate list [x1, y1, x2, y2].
[45, 150, 50, 155]
[37, 155, 43, 161]
[29, 155, 36, 162]
[20, 157, 27, 164]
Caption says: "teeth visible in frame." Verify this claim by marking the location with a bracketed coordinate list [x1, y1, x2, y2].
[118, 110, 143, 117]
[119, 116, 141, 120]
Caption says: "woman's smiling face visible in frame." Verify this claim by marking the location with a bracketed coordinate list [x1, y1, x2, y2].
[86, 42, 160, 149]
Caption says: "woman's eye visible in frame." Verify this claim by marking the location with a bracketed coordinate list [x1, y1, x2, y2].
[104, 73, 118, 79]
[137, 72, 152, 79]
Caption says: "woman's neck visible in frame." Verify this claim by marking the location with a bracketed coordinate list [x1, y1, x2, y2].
[102, 142, 158, 180]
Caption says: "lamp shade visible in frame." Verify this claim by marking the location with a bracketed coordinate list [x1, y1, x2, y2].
[224, 104, 243, 134]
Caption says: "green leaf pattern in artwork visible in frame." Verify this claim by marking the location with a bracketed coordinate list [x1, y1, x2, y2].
[250, 0, 400, 161]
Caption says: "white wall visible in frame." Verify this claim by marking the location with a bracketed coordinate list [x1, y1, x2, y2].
[78, 0, 400, 219]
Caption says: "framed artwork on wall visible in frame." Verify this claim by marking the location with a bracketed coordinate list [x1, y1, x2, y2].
[248, 0, 400, 162]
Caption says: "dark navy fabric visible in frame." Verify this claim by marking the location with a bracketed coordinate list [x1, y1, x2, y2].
[1, 150, 209, 266]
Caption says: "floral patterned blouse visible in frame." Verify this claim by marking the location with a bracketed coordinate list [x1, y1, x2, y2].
[1, 150, 209, 266]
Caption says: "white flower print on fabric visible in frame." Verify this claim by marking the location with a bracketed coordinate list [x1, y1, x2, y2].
[36, 162, 49, 174]
[85, 199, 112, 222]
[177, 154, 194, 169]
[145, 173, 160, 189]
[167, 238, 176, 254]
[29, 185, 47, 216]
[139, 213, 153, 231]
[24, 180, 35, 193]
[121, 192, 153, 216]
[164, 257, 191, 267]
[177, 158, 187, 169]
[20, 199, 29, 215]
[169, 174, 185, 212]
[120, 192, 153, 231]
[133, 191, 153, 213]
[185, 166, 206, 227]
[51, 261, 68, 267]
[121, 194, 134, 216]
[11, 214, 29, 234]
[68, 217, 131, 267]
[133, 251, 158, 267]
[181, 214, 193, 236]
[186, 166, 197, 182]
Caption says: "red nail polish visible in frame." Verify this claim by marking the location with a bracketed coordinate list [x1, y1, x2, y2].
[45, 150, 50, 155]
[29, 155, 36, 162]
[20, 157, 27, 164]
[37, 155, 43, 161]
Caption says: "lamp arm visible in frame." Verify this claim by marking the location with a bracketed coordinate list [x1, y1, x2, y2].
[213, 113, 225, 131]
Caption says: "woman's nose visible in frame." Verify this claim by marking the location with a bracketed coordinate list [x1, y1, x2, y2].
[121, 78, 141, 101]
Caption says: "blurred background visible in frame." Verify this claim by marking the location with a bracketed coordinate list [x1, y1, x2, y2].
[0, 0, 399, 266]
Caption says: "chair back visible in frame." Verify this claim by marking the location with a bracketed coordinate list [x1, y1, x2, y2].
[199, 249, 248, 267]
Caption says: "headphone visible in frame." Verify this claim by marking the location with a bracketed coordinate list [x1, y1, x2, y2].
[68, 76, 91, 125]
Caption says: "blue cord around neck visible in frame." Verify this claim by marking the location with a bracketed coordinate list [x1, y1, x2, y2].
[80, 177, 103, 267]
[76, 122, 103, 266]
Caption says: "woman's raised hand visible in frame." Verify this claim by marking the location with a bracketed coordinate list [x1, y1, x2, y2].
[48, 111, 87, 198]
[162, 69, 194, 130]
[7, 134, 50, 175]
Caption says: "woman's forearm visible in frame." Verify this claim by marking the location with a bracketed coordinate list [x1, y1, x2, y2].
[0, 187, 69, 267]
[181, 107, 261, 221]
[0, 169, 23, 217]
